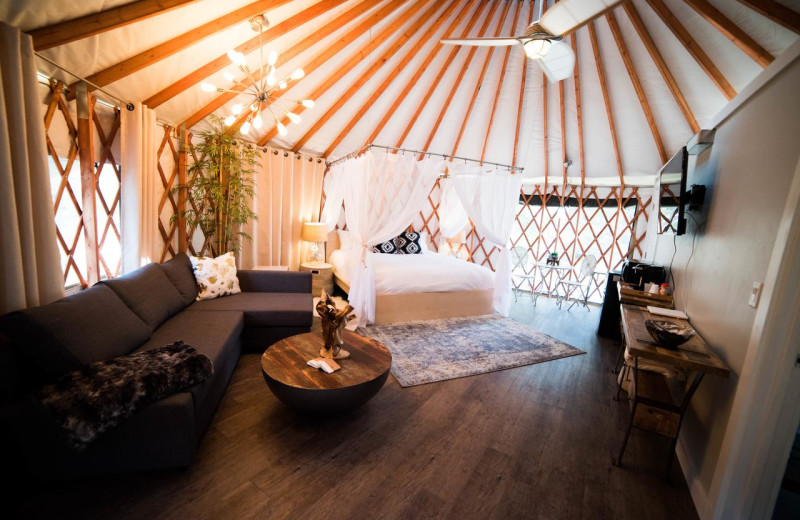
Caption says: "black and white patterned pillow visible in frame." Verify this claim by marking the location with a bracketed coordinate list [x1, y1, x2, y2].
[371, 240, 398, 254]
[371, 232, 423, 254]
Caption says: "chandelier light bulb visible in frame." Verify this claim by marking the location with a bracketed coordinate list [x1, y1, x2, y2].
[227, 50, 246, 66]
[301, 99, 315, 108]
[268, 50, 278, 66]
[290, 69, 304, 80]
[279, 81, 287, 89]
[240, 120, 251, 135]
[201, 82, 216, 92]
[266, 73, 276, 86]
[277, 122, 288, 137]
[223, 71, 234, 82]
[231, 103, 243, 115]
[253, 114, 263, 129]
[224, 115, 236, 126]
[287, 112, 301, 124]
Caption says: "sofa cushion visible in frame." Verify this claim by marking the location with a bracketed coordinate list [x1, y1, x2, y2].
[158, 253, 198, 305]
[101, 263, 185, 331]
[185, 292, 312, 328]
[191, 252, 241, 301]
[0, 285, 151, 378]
[136, 310, 243, 414]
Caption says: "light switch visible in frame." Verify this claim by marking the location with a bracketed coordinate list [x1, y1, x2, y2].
[748, 282, 763, 308]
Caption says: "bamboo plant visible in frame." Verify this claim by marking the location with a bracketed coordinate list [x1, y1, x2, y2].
[172, 116, 260, 255]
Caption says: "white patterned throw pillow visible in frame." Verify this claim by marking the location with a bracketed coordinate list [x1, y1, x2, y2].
[190, 252, 241, 301]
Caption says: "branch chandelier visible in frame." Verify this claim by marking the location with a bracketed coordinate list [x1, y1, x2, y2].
[201, 14, 314, 136]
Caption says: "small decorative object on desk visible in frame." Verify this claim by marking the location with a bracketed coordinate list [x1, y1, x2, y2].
[659, 283, 671, 295]
[316, 290, 355, 359]
[645, 319, 695, 349]
[546, 252, 559, 266]
[307, 358, 341, 373]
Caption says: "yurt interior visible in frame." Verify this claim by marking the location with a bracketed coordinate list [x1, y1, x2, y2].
[1, 0, 799, 518]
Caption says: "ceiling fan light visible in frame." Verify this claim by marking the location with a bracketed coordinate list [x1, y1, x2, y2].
[290, 68, 304, 80]
[231, 103, 243, 115]
[224, 115, 236, 126]
[301, 99, 315, 108]
[253, 114, 263, 129]
[277, 122, 288, 136]
[200, 82, 216, 92]
[241, 120, 251, 135]
[287, 112, 301, 124]
[524, 39, 551, 59]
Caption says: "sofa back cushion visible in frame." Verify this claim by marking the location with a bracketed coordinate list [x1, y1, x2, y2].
[0, 285, 151, 379]
[101, 264, 185, 331]
[158, 253, 198, 305]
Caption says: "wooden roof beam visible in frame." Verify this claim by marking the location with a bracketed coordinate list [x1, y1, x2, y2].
[558, 78, 567, 190]
[513, 0, 535, 166]
[145, 0, 348, 109]
[390, 0, 488, 148]
[417, 0, 503, 154]
[737, 0, 800, 34]
[30, 0, 199, 51]
[645, 0, 736, 100]
[683, 0, 773, 67]
[73, 0, 291, 96]
[623, 2, 700, 133]
[292, 0, 456, 153]
[257, 0, 426, 146]
[182, 0, 385, 130]
[588, 22, 625, 188]
[606, 11, 667, 163]
[481, 0, 523, 162]
[321, 0, 468, 157]
[450, 0, 513, 157]
[571, 33, 586, 186]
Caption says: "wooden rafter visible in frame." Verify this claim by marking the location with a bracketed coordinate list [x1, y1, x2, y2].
[418, 0, 502, 154]
[513, 0, 535, 166]
[145, 0, 348, 109]
[645, 0, 736, 100]
[322, 0, 471, 157]
[571, 33, 586, 186]
[29, 0, 198, 51]
[737, 0, 800, 34]
[623, 2, 700, 133]
[182, 0, 382, 130]
[75, 0, 290, 95]
[683, 0, 773, 67]
[588, 22, 624, 188]
[292, 0, 455, 153]
[390, 0, 488, 148]
[256, 0, 426, 146]
[606, 11, 667, 163]
[450, 0, 512, 158]
[480, 0, 523, 162]
[558, 79, 566, 191]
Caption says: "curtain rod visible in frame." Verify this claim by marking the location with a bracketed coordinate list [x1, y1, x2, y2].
[326, 144, 524, 172]
[35, 52, 135, 111]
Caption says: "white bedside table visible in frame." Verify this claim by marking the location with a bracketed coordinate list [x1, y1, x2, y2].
[299, 262, 334, 296]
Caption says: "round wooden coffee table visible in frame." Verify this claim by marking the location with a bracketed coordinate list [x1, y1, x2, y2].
[261, 330, 392, 414]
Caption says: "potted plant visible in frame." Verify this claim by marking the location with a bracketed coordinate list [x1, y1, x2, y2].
[173, 116, 260, 255]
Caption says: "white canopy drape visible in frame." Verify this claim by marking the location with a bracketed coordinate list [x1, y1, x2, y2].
[335, 150, 441, 326]
[437, 176, 469, 244]
[320, 165, 346, 233]
[452, 166, 522, 316]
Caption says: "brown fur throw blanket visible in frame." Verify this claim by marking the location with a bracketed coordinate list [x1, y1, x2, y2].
[37, 341, 213, 450]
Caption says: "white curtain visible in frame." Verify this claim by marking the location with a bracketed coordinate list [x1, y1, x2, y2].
[452, 166, 522, 316]
[437, 175, 470, 244]
[120, 102, 159, 271]
[0, 22, 65, 314]
[241, 148, 325, 270]
[341, 150, 442, 325]
[320, 165, 346, 232]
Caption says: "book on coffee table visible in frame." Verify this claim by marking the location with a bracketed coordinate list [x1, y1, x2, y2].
[307, 358, 341, 373]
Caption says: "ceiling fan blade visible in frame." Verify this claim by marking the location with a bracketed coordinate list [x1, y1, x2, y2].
[537, 40, 576, 83]
[539, 0, 625, 36]
[440, 37, 522, 47]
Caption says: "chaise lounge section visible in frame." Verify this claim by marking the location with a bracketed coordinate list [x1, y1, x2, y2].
[0, 254, 311, 480]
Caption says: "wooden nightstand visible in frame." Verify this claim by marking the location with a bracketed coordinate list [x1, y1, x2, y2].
[299, 262, 334, 296]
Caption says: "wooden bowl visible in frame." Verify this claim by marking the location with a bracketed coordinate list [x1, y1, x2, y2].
[645, 319, 694, 349]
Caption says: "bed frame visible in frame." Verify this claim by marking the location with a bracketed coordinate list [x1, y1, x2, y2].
[326, 230, 495, 324]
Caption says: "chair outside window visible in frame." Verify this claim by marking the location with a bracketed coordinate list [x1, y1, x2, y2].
[511, 246, 538, 305]
[557, 254, 598, 311]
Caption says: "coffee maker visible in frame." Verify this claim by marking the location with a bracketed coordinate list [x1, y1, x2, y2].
[621, 261, 667, 291]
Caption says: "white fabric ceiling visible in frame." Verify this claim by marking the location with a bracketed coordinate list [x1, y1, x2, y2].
[2, 0, 798, 185]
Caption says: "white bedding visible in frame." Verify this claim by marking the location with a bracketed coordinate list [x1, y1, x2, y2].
[330, 250, 494, 294]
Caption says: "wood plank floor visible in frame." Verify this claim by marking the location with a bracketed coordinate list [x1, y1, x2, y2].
[12, 297, 699, 520]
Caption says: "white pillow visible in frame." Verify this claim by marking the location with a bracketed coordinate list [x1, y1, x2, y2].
[418, 231, 430, 253]
[190, 252, 241, 301]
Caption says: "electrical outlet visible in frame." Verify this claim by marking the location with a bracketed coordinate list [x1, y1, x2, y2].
[748, 282, 763, 308]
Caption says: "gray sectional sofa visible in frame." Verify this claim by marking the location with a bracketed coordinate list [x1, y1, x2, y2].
[0, 254, 312, 480]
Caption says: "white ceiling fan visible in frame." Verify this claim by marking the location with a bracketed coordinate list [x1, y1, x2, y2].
[441, 0, 624, 82]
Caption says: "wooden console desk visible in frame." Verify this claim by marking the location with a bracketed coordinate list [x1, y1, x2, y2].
[613, 304, 730, 478]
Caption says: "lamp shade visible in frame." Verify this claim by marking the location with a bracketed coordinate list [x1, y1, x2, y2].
[301, 222, 328, 243]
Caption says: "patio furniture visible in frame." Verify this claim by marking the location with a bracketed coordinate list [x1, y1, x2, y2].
[557, 254, 598, 311]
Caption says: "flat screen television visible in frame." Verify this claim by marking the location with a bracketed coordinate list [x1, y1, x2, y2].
[658, 147, 705, 236]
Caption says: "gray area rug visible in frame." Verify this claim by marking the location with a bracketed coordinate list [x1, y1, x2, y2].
[362, 314, 585, 387]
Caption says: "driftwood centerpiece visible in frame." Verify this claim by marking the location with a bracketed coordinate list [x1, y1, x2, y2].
[315, 290, 355, 360]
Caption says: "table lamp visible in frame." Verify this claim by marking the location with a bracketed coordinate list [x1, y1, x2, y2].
[301, 222, 328, 265]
